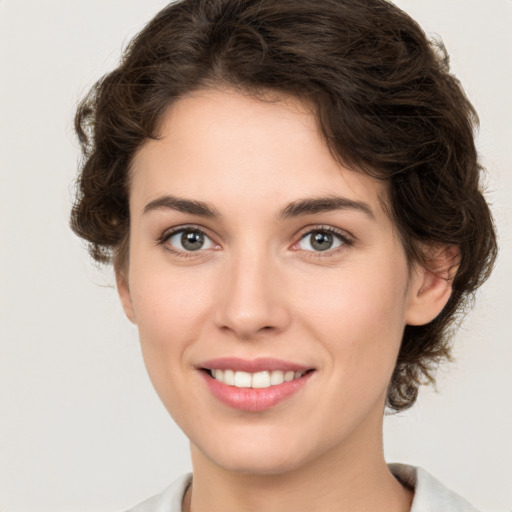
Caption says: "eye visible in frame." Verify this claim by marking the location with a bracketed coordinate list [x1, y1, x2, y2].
[163, 227, 217, 253]
[296, 228, 349, 253]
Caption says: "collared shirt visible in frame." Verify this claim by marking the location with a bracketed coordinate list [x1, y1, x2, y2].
[125, 464, 479, 512]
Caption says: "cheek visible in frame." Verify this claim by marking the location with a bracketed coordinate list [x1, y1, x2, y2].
[127, 264, 215, 417]
[130, 262, 213, 339]
[305, 260, 408, 327]
[301, 261, 410, 378]
[126, 262, 217, 408]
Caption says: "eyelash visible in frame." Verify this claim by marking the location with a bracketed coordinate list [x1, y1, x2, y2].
[296, 226, 353, 258]
[158, 224, 217, 259]
[158, 224, 353, 260]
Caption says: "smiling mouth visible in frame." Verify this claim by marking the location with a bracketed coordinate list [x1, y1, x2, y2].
[206, 369, 312, 389]
[199, 361, 316, 411]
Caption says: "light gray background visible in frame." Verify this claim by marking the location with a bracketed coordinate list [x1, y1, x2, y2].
[0, 1, 510, 511]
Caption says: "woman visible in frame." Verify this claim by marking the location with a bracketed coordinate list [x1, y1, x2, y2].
[70, 1, 497, 510]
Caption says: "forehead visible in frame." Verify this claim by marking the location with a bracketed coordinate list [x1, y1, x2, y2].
[130, 88, 389, 220]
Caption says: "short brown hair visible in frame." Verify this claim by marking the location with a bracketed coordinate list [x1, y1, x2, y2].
[71, 0, 497, 411]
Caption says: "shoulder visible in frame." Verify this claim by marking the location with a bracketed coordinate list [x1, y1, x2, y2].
[389, 463, 480, 512]
[123, 474, 192, 512]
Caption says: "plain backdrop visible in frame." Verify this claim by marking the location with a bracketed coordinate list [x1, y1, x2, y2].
[0, 1, 511, 511]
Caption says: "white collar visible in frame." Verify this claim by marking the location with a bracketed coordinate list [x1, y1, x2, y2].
[126, 464, 479, 512]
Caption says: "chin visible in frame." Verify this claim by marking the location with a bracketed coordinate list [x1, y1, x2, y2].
[194, 432, 310, 476]
[214, 451, 304, 476]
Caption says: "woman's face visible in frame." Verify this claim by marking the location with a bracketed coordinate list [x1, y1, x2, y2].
[119, 88, 430, 475]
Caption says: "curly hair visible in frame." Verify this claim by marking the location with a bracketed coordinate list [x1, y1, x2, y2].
[71, 0, 497, 411]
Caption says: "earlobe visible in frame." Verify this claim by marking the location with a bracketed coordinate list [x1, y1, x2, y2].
[405, 245, 460, 326]
[115, 268, 137, 324]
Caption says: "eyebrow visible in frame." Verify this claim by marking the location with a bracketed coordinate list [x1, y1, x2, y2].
[278, 195, 375, 220]
[143, 194, 375, 220]
[143, 196, 222, 218]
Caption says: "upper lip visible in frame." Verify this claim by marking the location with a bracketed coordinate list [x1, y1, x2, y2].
[197, 357, 313, 373]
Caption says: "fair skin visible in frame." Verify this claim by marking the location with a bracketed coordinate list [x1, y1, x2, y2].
[117, 88, 454, 512]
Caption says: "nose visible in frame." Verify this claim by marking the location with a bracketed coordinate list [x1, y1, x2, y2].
[213, 248, 291, 340]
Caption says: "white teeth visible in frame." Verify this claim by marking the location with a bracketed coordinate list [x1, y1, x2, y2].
[270, 370, 284, 385]
[234, 371, 252, 388]
[223, 369, 235, 385]
[210, 369, 306, 388]
[252, 371, 270, 388]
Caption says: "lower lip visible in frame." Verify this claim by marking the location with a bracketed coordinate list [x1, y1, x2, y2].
[201, 371, 313, 412]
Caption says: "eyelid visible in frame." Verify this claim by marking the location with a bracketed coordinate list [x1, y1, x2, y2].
[158, 224, 219, 257]
[160, 223, 212, 241]
[158, 223, 354, 258]
[292, 225, 354, 255]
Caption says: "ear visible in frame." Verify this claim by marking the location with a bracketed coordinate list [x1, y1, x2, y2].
[405, 245, 460, 326]
[115, 266, 137, 324]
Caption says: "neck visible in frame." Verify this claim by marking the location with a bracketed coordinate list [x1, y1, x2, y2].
[185, 415, 412, 512]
